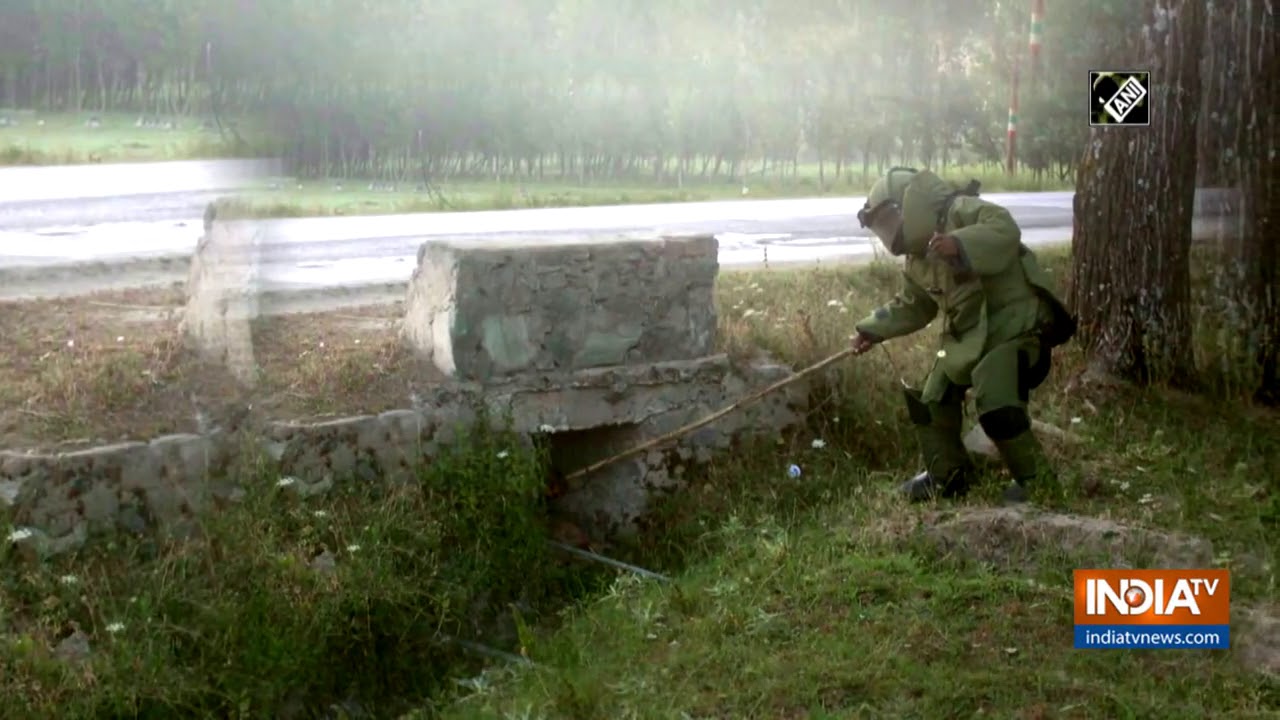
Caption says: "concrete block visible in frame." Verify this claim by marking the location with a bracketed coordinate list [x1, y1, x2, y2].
[178, 209, 264, 385]
[402, 233, 719, 380]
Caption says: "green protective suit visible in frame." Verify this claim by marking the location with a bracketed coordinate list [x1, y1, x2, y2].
[854, 168, 1076, 502]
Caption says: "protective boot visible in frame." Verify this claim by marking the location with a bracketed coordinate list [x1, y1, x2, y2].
[992, 429, 1055, 505]
[899, 388, 973, 502]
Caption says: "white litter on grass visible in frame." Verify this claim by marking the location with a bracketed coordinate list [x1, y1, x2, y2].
[276, 476, 298, 487]
[811, 439, 826, 450]
[787, 464, 802, 478]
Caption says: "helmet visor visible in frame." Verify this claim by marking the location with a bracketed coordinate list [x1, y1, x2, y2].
[858, 200, 905, 254]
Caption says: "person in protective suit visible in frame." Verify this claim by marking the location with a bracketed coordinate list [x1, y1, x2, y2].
[849, 167, 1077, 504]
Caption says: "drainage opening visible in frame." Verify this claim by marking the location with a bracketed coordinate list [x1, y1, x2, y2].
[542, 422, 646, 499]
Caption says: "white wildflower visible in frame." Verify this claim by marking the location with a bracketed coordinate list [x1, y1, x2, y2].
[354, 339, 361, 345]
[312, 510, 328, 519]
[59, 575, 79, 586]
[66, 339, 75, 348]
[318, 341, 325, 348]
[277, 476, 298, 487]
[811, 438, 826, 450]
[1138, 493, 1155, 505]
[346, 544, 361, 553]
[827, 299, 843, 307]
[537, 424, 555, 433]
[7, 527, 33, 543]
[742, 308, 759, 319]
[105, 622, 125, 634]
[936, 349, 947, 358]
[1070, 416, 1083, 425]
[496, 450, 510, 459]
[116, 336, 124, 343]
[1119, 481, 1131, 492]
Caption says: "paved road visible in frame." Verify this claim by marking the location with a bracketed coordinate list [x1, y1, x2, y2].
[0, 192, 1077, 298]
[0, 160, 1239, 307]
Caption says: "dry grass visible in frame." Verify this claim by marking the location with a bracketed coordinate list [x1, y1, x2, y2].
[0, 287, 441, 450]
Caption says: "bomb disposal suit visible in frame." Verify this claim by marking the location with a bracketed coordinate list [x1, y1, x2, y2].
[851, 167, 1076, 503]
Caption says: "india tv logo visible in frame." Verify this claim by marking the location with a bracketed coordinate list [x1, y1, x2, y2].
[1073, 569, 1230, 649]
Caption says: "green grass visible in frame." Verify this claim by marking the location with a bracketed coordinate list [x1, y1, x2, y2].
[0, 108, 1070, 215]
[217, 164, 1069, 220]
[0, 110, 242, 165]
[432, 248, 1279, 718]
[0, 417, 613, 718]
[4, 248, 1276, 719]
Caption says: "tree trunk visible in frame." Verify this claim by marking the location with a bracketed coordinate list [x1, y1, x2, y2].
[1232, 0, 1280, 403]
[1069, 0, 1206, 387]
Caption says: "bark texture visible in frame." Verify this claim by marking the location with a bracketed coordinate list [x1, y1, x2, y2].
[1070, 0, 1206, 386]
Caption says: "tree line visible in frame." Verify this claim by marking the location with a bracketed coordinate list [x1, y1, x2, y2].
[1, 0, 1274, 397]
[2, 0, 1126, 184]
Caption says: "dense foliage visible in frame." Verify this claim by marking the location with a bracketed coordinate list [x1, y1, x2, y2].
[0, 0, 1125, 181]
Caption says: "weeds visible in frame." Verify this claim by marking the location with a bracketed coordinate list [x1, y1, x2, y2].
[0, 414, 592, 718]
[437, 247, 1280, 718]
[3, 247, 1279, 718]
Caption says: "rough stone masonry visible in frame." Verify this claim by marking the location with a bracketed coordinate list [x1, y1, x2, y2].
[402, 233, 719, 380]
[3, 228, 810, 556]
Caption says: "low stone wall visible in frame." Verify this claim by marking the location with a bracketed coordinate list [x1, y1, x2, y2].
[402, 233, 719, 380]
[2, 355, 809, 558]
[4, 219, 808, 559]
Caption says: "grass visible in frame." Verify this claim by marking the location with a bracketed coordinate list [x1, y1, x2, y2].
[0, 110, 242, 165]
[1, 416, 608, 718]
[0, 286, 435, 449]
[220, 165, 1069, 220]
[429, 249, 1280, 719]
[3, 247, 1278, 718]
[1, 108, 1070, 217]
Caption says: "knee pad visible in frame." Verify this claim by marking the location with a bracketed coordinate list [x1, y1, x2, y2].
[978, 406, 1031, 441]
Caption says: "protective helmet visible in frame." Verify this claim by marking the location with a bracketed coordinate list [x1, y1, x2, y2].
[857, 167, 918, 255]
[859, 167, 964, 256]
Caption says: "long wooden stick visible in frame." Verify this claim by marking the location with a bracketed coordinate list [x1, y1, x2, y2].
[563, 347, 855, 484]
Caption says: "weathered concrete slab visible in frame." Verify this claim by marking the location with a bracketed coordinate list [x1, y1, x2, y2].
[402, 233, 719, 380]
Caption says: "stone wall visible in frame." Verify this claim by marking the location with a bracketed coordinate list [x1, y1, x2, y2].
[2, 355, 809, 557]
[4, 223, 810, 558]
[402, 233, 719, 380]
